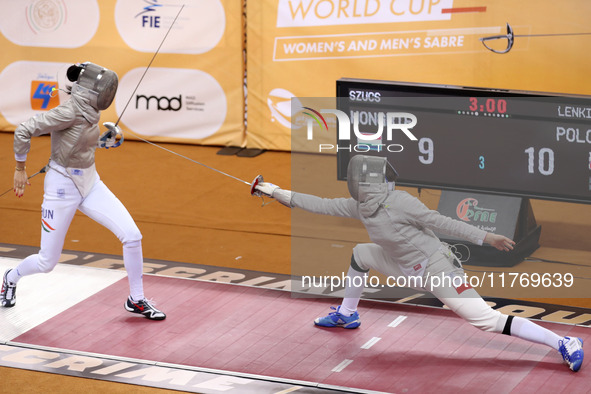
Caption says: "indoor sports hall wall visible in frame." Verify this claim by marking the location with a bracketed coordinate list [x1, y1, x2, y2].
[246, 0, 591, 151]
[0, 0, 245, 147]
[1, 0, 591, 152]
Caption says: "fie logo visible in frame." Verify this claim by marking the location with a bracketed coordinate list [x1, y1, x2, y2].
[30, 81, 59, 110]
[135, 0, 163, 28]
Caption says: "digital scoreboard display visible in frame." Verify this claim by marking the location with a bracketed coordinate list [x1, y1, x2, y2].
[336, 78, 591, 204]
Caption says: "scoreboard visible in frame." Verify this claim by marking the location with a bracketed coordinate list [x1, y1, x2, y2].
[336, 78, 591, 204]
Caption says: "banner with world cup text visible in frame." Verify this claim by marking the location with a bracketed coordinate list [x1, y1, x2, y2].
[246, 0, 591, 151]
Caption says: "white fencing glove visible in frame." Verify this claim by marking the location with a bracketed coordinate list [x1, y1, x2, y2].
[255, 182, 292, 207]
[255, 182, 279, 197]
[98, 122, 124, 149]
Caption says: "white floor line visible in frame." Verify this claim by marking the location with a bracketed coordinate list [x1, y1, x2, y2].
[0, 257, 127, 342]
[388, 315, 407, 328]
[360, 337, 381, 350]
[331, 359, 353, 372]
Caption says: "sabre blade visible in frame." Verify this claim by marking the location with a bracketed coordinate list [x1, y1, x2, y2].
[126, 130, 252, 186]
[514, 32, 591, 38]
[481, 22, 591, 53]
[115, 4, 185, 127]
[103, 4, 255, 189]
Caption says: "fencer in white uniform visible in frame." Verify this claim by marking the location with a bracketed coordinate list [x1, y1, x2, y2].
[1, 62, 165, 320]
[254, 154, 583, 372]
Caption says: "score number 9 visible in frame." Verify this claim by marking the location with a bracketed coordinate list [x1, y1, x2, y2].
[417, 139, 488, 170]
[418, 137, 433, 164]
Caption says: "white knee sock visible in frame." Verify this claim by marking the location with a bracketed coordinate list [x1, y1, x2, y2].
[7, 254, 43, 283]
[123, 240, 145, 301]
[340, 265, 367, 316]
[509, 316, 562, 350]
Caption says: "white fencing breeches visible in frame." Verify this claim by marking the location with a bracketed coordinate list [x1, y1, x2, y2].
[9, 167, 145, 300]
[352, 243, 508, 333]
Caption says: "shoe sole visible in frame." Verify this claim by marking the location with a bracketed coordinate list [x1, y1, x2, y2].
[2, 270, 16, 307]
[125, 302, 166, 320]
[314, 322, 360, 329]
[570, 351, 584, 372]
[146, 314, 166, 321]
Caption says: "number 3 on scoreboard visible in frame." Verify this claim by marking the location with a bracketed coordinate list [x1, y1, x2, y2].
[479, 156, 485, 169]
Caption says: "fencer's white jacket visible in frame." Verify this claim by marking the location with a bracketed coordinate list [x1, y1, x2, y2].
[275, 183, 487, 271]
[14, 83, 101, 197]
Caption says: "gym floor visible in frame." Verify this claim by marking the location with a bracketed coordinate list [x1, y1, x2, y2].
[1, 133, 590, 393]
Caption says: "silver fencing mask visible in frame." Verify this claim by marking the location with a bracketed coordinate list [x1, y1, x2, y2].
[67, 62, 118, 110]
[346, 155, 398, 201]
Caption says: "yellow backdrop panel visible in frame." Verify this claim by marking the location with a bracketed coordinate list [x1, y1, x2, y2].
[246, 0, 591, 151]
[0, 0, 245, 147]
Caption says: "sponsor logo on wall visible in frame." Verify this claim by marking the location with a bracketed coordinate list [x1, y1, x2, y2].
[115, 0, 226, 54]
[0, 0, 99, 47]
[267, 88, 303, 129]
[31, 80, 60, 110]
[117, 67, 227, 139]
[0, 61, 68, 125]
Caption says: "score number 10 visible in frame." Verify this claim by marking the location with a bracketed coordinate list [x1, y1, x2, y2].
[416, 140, 555, 176]
[524, 147, 554, 175]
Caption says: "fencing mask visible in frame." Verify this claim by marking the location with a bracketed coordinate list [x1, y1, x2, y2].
[67, 62, 118, 110]
[347, 155, 398, 201]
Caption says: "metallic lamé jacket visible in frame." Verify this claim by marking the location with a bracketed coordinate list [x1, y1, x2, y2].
[283, 184, 487, 271]
[14, 83, 100, 169]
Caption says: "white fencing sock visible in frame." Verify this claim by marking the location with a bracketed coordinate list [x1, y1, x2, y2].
[507, 316, 562, 350]
[7, 255, 43, 284]
[340, 257, 368, 317]
[123, 240, 145, 301]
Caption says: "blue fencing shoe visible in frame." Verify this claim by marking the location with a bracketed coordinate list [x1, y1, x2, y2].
[314, 306, 360, 329]
[559, 336, 584, 372]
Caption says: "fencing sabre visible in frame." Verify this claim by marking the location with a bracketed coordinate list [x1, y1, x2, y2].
[0, 165, 48, 198]
[480, 23, 591, 54]
[1, 8, 189, 197]
[100, 5, 188, 149]
[127, 133, 262, 190]
[108, 4, 265, 197]
[114, 6, 183, 129]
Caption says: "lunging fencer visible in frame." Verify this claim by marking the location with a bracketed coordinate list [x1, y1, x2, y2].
[1, 62, 165, 320]
[254, 154, 584, 372]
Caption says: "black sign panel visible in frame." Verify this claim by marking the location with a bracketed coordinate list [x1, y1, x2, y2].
[336, 78, 591, 204]
[436, 190, 523, 240]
